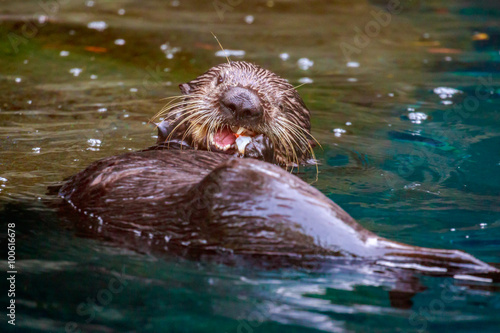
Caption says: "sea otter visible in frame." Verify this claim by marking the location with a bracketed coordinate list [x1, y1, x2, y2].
[151, 61, 317, 167]
[58, 61, 498, 285]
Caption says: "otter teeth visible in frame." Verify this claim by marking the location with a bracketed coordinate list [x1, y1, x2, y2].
[229, 126, 248, 136]
[232, 126, 256, 136]
[213, 142, 233, 151]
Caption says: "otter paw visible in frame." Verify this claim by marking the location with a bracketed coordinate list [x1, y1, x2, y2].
[243, 134, 275, 163]
[156, 120, 174, 144]
[156, 120, 191, 147]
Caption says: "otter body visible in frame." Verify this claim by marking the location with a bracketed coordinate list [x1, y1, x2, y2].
[59, 149, 498, 279]
[59, 61, 498, 288]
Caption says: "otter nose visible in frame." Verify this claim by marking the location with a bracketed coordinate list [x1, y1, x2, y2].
[220, 86, 263, 121]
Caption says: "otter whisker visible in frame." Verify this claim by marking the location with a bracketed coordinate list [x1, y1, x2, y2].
[182, 113, 213, 148]
[159, 103, 205, 120]
[156, 95, 207, 115]
[274, 125, 299, 171]
[275, 118, 316, 172]
[277, 117, 319, 179]
[211, 32, 231, 67]
[278, 121, 310, 151]
[188, 112, 217, 147]
[276, 118, 309, 150]
[166, 109, 212, 143]
[192, 113, 222, 151]
[159, 95, 185, 101]
[151, 100, 205, 123]
[289, 82, 310, 91]
[282, 130, 301, 172]
[162, 110, 206, 148]
[155, 105, 205, 125]
[151, 105, 206, 137]
[205, 115, 221, 145]
[153, 102, 208, 124]
[279, 116, 322, 149]
[269, 128, 294, 168]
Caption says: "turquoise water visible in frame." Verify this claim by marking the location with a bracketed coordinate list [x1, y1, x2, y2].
[1, 0, 499, 332]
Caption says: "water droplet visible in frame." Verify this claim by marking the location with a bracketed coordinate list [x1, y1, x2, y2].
[408, 112, 428, 124]
[87, 21, 108, 32]
[297, 58, 314, 70]
[333, 128, 346, 137]
[38, 15, 48, 24]
[69, 68, 82, 77]
[433, 87, 462, 98]
[160, 43, 181, 59]
[215, 49, 245, 57]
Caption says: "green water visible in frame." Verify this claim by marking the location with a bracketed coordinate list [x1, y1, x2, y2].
[0, 0, 499, 332]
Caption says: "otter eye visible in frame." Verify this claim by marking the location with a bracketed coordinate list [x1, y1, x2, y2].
[217, 74, 224, 85]
[278, 103, 285, 111]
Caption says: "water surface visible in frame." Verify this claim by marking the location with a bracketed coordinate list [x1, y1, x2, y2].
[1, 0, 499, 332]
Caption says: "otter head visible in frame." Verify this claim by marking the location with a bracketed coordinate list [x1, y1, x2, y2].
[156, 61, 316, 166]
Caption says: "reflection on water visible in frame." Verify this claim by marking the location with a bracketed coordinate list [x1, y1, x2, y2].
[0, 0, 499, 332]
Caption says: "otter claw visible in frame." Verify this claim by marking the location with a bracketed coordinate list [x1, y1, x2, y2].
[156, 120, 192, 149]
[156, 120, 175, 144]
[243, 134, 275, 163]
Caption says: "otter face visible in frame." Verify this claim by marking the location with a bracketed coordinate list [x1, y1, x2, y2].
[154, 61, 316, 166]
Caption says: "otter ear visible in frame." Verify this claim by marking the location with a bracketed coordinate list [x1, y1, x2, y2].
[308, 139, 317, 148]
[179, 83, 192, 95]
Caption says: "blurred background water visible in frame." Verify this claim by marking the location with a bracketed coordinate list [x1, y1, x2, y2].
[0, 0, 499, 332]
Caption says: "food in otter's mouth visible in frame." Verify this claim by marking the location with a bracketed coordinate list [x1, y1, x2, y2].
[210, 126, 255, 154]
[235, 136, 253, 154]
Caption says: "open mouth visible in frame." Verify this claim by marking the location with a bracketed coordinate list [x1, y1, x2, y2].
[209, 125, 257, 154]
